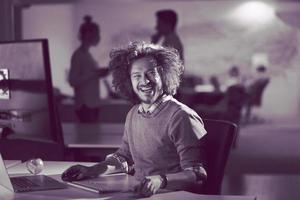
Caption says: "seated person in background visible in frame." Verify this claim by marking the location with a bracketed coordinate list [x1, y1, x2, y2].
[194, 84, 246, 124]
[222, 65, 242, 92]
[195, 66, 247, 124]
[246, 65, 269, 83]
[62, 41, 208, 197]
[209, 75, 221, 93]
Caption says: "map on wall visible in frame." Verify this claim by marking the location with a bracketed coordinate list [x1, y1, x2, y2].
[0, 68, 9, 99]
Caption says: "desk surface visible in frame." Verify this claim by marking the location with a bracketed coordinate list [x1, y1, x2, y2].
[6, 161, 96, 175]
[4, 160, 21, 168]
[62, 123, 124, 148]
[178, 90, 225, 106]
[1, 161, 256, 200]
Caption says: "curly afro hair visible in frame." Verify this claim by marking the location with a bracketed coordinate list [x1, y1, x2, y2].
[109, 41, 184, 104]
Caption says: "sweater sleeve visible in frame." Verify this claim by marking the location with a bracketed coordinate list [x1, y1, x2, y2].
[105, 127, 134, 174]
[114, 108, 135, 167]
[168, 109, 207, 170]
[114, 128, 134, 166]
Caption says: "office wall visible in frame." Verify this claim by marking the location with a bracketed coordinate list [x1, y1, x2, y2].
[22, 3, 75, 97]
[21, 0, 300, 119]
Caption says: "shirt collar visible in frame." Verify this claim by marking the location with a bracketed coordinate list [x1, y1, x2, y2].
[138, 94, 172, 114]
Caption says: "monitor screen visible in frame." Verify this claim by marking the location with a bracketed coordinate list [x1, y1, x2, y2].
[0, 39, 61, 143]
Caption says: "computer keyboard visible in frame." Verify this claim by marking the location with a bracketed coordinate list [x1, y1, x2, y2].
[11, 177, 39, 188]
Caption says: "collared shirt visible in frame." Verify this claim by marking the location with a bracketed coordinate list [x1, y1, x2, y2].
[138, 94, 172, 114]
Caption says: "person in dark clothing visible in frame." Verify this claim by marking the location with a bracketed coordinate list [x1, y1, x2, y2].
[68, 15, 109, 123]
[151, 9, 184, 62]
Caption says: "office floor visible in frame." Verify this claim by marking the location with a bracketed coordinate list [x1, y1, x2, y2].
[222, 116, 300, 200]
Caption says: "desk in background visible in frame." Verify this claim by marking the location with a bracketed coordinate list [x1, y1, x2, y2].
[62, 123, 124, 160]
[62, 123, 124, 148]
[58, 98, 132, 123]
[178, 88, 225, 107]
[1, 160, 257, 200]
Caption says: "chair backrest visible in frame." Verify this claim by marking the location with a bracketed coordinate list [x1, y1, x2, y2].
[226, 85, 247, 109]
[223, 84, 247, 123]
[248, 78, 270, 106]
[201, 119, 237, 194]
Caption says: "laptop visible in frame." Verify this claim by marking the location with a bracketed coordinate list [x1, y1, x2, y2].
[0, 154, 67, 193]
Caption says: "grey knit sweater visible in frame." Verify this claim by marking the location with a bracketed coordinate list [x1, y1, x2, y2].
[116, 97, 207, 180]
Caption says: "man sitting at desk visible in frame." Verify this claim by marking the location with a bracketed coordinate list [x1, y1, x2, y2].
[62, 41, 207, 197]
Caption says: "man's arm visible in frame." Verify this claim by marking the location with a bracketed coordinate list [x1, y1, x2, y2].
[160, 110, 208, 190]
[61, 153, 132, 182]
[135, 111, 207, 197]
[62, 128, 134, 181]
[135, 166, 206, 197]
[163, 170, 198, 189]
[61, 155, 126, 182]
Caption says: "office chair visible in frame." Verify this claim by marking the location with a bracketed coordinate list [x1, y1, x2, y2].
[244, 78, 270, 122]
[199, 119, 237, 195]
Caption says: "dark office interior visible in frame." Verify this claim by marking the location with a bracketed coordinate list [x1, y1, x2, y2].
[0, 0, 300, 200]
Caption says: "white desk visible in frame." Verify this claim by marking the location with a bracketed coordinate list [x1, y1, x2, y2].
[1, 161, 257, 200]
[4, 160, 21, 168]
[62, 123, 124, 148]
[6, 161, 96, 176]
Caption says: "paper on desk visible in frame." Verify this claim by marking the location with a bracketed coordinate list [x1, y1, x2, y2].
[102, 165, 124, 176]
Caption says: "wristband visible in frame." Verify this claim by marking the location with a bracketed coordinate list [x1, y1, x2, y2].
[105, 153, 128, 172]
[159, 174, 167, 189]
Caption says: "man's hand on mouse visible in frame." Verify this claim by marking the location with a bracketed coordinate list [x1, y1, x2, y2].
[61, 163, 108, 182]
[61, 164, 93, 182]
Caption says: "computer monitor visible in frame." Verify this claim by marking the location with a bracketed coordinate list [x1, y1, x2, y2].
[0, 39, 61, 143]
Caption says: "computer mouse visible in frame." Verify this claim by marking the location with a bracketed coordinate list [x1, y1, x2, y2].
[61, 167, 81, 182]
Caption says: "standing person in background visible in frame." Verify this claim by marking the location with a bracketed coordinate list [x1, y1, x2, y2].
[68, 15, 109, 123]
[151, 9, 184, 62]
[62, 41, 207, 197]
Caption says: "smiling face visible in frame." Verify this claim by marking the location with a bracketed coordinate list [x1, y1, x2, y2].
[130, 57, 163, 105]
